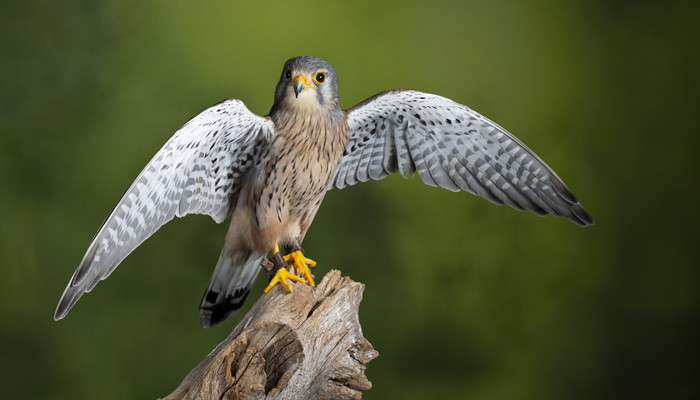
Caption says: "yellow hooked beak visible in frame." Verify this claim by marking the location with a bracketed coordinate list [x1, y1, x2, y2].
[293, 75, 310, 98]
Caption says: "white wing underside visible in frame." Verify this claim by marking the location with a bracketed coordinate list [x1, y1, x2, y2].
[54, 99, 274, 320]
[333, 89, 592, 226]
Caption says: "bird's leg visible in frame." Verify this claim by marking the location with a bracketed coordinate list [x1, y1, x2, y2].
[283, 245, 317, 287]
[270, 244, 287, 271]
[260, 246, 285, 280]
[264, 243, 305, 293]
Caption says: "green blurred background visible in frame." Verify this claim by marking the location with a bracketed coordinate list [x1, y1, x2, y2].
[1, 0, 698, 398]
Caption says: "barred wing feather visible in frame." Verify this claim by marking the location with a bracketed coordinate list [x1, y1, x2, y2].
[54, 99, 274, 320]
[334, 90, 592, 226]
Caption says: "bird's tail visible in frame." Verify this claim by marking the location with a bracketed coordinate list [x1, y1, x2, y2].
[198, 249, 264, 327]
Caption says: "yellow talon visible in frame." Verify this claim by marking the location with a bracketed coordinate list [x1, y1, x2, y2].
[263, 244, 317, 293]
[284, 250, 317, 287]
[264, 267, 305, 293]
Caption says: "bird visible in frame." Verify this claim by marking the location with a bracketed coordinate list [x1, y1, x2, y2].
[54, 56, 593, 327]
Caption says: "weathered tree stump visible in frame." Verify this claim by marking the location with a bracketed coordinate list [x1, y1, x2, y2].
[163, 269, 378, 400]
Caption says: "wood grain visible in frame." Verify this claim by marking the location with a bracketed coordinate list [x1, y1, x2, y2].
[163, 269, 377, 400]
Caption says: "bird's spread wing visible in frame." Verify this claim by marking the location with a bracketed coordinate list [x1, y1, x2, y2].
[333, 89, 593, 226]
[55, 99, 274, 320]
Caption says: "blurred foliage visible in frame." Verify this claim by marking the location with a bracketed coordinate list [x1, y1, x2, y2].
[1, 0, 698, 399]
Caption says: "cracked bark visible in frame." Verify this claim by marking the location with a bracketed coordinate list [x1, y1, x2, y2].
[162, 270, 378, 400]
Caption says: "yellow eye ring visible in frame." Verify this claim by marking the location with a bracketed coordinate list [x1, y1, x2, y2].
[313, 72, 326, 84]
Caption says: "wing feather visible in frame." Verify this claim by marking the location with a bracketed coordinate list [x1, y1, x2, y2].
[55, 99, 274, 320]
[334, 90, 593, 226]
[366, 122, 387, 180]
[394, 118, 416, 177]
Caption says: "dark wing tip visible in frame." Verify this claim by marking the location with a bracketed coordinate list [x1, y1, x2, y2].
[551, 179, 594, 227]
[570, 203, 595, 227]
[54, 247, 100, 321]
[54, 291, 75, 321]
[552, 179, 579, 204]
[54, 276, 89, 321]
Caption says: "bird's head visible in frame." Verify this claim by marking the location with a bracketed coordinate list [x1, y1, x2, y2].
[271, 56, 340, 115]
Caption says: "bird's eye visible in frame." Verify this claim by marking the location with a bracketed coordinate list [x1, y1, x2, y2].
[285, 70, 292, 80]
[314, 73, 325, 84]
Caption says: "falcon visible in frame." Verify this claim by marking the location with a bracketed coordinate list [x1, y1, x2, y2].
[54, 56, 593, 327]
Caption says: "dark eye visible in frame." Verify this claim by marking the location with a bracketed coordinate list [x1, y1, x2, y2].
[314, 72, 325, 84]
[285, 70, 292, 80]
